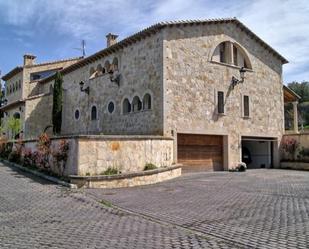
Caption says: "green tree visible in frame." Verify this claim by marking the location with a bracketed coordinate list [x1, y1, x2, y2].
[287, 81, 309, 103]
[52, 72, 63, 134]
[7, 117, 21, 139]
[287, 81, 309, 127]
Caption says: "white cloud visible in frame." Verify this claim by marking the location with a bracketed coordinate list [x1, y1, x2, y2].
[0, 0, 308, 82]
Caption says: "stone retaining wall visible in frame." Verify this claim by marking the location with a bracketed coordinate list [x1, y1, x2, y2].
[280, 162, 309, 171]
[70, 165, 181, 188]
[280, 133, 309, 170]
[283, 133, 309, 148]
[21, 135, 174, 176]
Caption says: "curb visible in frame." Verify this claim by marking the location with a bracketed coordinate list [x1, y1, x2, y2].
[0, 159, 77, 189]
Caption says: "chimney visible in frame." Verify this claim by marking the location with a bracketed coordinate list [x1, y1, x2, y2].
[106, 33, 118, 48]
[23, 54, 36, 66]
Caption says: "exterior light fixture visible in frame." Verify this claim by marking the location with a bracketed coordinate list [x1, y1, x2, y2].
[231, 67, 247, 89]
[79, 81, 89, 94]
[3, 99, 8, 106]
[109, 70, 121, 86]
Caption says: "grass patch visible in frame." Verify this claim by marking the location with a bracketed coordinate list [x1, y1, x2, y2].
[100, 199, 113, 208]
[101, 167, 119, 175]
[144, 163, 157, 171]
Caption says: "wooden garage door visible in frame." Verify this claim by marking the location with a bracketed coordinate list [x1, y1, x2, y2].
[177, 134, 223, 171]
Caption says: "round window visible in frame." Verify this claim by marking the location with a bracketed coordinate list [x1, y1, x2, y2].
[108, 102, 115, 113]
[75, 109, 80, 120]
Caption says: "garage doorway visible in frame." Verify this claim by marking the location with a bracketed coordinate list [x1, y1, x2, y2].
[241, 137, 275, 169]
[177, 134, 224, 172]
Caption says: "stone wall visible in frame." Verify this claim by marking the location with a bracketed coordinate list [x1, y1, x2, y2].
[77, 136, 173, 176]
[58, 32, 164, 136]
[283, 133, 309, 149]
[162, 23, 284, 168]
[5, 71, 23, 103]
[23, 59, 80, 98]
[20, 135, 173, 176]
[281, 133, 309, 164]
[24, 94, 53, 139]
[22, 137, 78, 176]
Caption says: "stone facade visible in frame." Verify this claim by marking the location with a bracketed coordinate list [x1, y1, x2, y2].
[58, 32, 164, 136]
[162, 23, 285, 168]
[24, 93, 53, 138]
[22, 135, 174, 176]
[1, 55, 81, 139]
[77, 136, 173, 175]
[5, 19, 287, 170]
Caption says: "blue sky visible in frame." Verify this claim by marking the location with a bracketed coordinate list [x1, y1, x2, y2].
[0, 0, 308, 83]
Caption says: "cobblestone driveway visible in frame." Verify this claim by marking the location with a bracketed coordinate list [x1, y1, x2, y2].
[87, 169, 309, 249]
[0, 164, 240, 249]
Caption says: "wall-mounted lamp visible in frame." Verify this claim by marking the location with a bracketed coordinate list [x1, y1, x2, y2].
[19, 106, 23, 112]
[79, 81, 89, 94]
[231, 67, 247, 89]
[2, 99, 8, 106]
[108, 70, 121, 86]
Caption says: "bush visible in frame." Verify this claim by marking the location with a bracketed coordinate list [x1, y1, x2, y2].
[8, 143, 23, 164]
[35, 133, 52, 171]
[281, 138, 299, 160]
[101, 167, 119, 175]
[8, 150, 21, 163]
[22, 148, 36, 168]
[52, 139, 69, 176]
[0, 141, 13, 159]
[144, 163, 157, 171]
[299, 147, 309, 157]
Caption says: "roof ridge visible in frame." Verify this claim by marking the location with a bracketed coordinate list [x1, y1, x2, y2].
[39, 17, 287, 84]
[26, 56, 83, 68]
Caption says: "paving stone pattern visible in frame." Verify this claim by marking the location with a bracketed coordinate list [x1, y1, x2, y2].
[0, 164, 240, 249]
[88, 170, 309, 249]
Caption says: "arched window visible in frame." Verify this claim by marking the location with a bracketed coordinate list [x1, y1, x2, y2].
[91, 106, 97, 120]
[97, 64, 103, 76]
[132, 96, 142, 112]
[9, 85, 12, 94]
[112, 57, 118, 71]
[13, 112, 20, 119]
[104, 60, 111, 73]
[143, 93, 152, 110]
[74, 109, 80, 120]
[89, 67, 95, 77]
[18, 80, 21, 89]
[122, 98, 131, 114]
[211, 41, 252, 69]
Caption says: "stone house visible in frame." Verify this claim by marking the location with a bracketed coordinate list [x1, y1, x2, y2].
[2, 18, 298, 171]
[1, 55, 82, 138]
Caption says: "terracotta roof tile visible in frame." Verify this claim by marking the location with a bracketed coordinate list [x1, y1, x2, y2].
[39, 18, 288, 84]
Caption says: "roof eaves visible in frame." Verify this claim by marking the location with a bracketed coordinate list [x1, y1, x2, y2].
[283, 85, 301, 100]
[40, 17, 288, 81]
[1, 67, 23, 81]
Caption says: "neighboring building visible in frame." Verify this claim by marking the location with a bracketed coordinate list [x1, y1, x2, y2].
[1, 55, 82, 138]
[4, 18, 298, 171]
